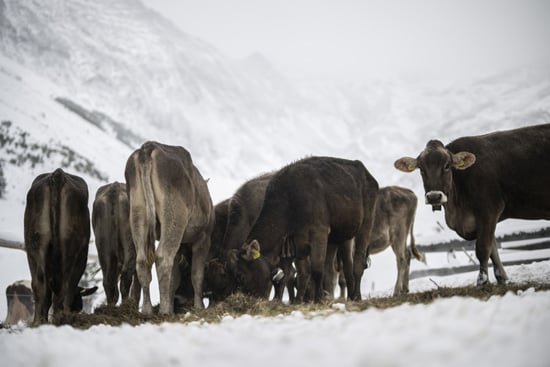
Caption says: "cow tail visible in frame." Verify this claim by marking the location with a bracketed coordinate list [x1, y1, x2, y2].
[109, 184, 121, 262]
[49, 168, 65, 291]
[49, 169, 65, 248]
[408, 215, 426, 264]
[139, 150, 156, 268]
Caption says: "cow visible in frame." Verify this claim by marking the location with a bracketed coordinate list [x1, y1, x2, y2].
[241, 156, 379, 302]
[125, 141, 214, 314]
[328, 186, 425, 298]
[5, 280, 33, 326]
[24, 168, 96, 325]
[92, 182, 139, 306]
[394, 124, 550, 285]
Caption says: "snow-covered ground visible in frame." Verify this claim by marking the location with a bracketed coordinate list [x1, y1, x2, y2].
[1, 260, 549, 367]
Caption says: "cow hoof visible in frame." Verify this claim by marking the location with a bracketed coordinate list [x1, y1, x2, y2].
[476, 271, 489, 286]
[496, 277, 508, 285]
[494, 268, 508, 285]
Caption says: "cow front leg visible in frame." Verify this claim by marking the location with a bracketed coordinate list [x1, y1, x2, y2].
[475, 219, 498, 286]
[351, 232, 369, 301]
[322, 243, 338, 299]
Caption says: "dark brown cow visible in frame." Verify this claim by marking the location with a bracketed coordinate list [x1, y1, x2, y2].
[394, 124, 550, 285]
[92, 182, 139, 306]
[328, 186, 425, 297]
[24, 168, 93, 325]
[125, 141, 214, 314]
[242, 156, 379, 302]
[5, 280, 33, 325]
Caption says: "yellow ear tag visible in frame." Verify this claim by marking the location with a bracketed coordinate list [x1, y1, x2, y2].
[457, 160, 464, 168]
[407, 164, 415, 171]
[252, 250, 261, 260]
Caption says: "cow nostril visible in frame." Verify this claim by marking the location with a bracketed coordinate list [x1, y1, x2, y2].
[426, 191, 443, 204]
[425, 191, 448, 206]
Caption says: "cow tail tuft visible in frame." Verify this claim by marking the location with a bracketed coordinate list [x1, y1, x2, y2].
[408, 215, 426, 264]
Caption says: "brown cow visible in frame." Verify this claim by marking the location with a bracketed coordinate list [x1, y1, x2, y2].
[328, 186, 425, 297]
[242, 156, 379, 302]
[394, 124, 550, 285]
[4, 280, 33, 326]
[125, 141, 214, 314]
[24, 168, 94, 325]
[92, 182, 139, 306]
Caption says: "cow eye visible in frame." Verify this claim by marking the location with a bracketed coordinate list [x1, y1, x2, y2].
[444, 162, 450, 171]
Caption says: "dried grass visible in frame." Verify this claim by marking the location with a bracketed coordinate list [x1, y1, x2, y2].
[49, 281, 550, 329]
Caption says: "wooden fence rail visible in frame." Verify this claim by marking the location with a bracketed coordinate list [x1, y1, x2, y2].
[411, 227, 550, 280]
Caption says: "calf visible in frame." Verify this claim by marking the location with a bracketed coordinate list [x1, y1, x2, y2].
[92, 182, 139, 306]
[395, 124, 550, 284]
[24, 168, 93, 324]
[4, 280, 33, 325]
[328, 186, 425, 297]
[125, 141, 214, 314]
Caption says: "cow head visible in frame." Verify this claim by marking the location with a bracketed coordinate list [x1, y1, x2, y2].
[394, 140, 476, 210]
[225, 240, 274, 299]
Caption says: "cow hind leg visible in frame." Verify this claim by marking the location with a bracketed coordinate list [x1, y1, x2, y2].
[119, 238, 136, 304]
[294, 257, 311, 303]
[309, 230, 329, 303]
[190, 232, 210, 309]
[490, 239, 508, 285]
[31, 268, 51, 325]
[103, 257, 120, 306]
[135, 251, 153, 314]
[391, 233, 411, 296]
[156, 220, 186, 315]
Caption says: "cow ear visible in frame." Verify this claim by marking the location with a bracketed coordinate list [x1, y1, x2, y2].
[245, 240, 261, 260]
[452, 152, 476, 170]
[394, 157, 418, 172]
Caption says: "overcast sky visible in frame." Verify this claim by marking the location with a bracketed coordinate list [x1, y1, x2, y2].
[141, 0, 550, 82]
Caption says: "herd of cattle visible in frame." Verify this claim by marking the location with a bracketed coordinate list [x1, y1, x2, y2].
[5, 123, 550, 326]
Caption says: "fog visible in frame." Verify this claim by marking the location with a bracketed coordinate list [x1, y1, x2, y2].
[142, 0, 550, 82]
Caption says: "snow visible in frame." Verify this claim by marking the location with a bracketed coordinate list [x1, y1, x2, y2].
[1, 261, 550, 367]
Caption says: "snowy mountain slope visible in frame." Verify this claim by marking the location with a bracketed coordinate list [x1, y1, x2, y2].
[0, 55, 131, 238]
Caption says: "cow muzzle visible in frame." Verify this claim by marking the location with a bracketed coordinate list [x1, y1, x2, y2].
[425, 191, 447, 211]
